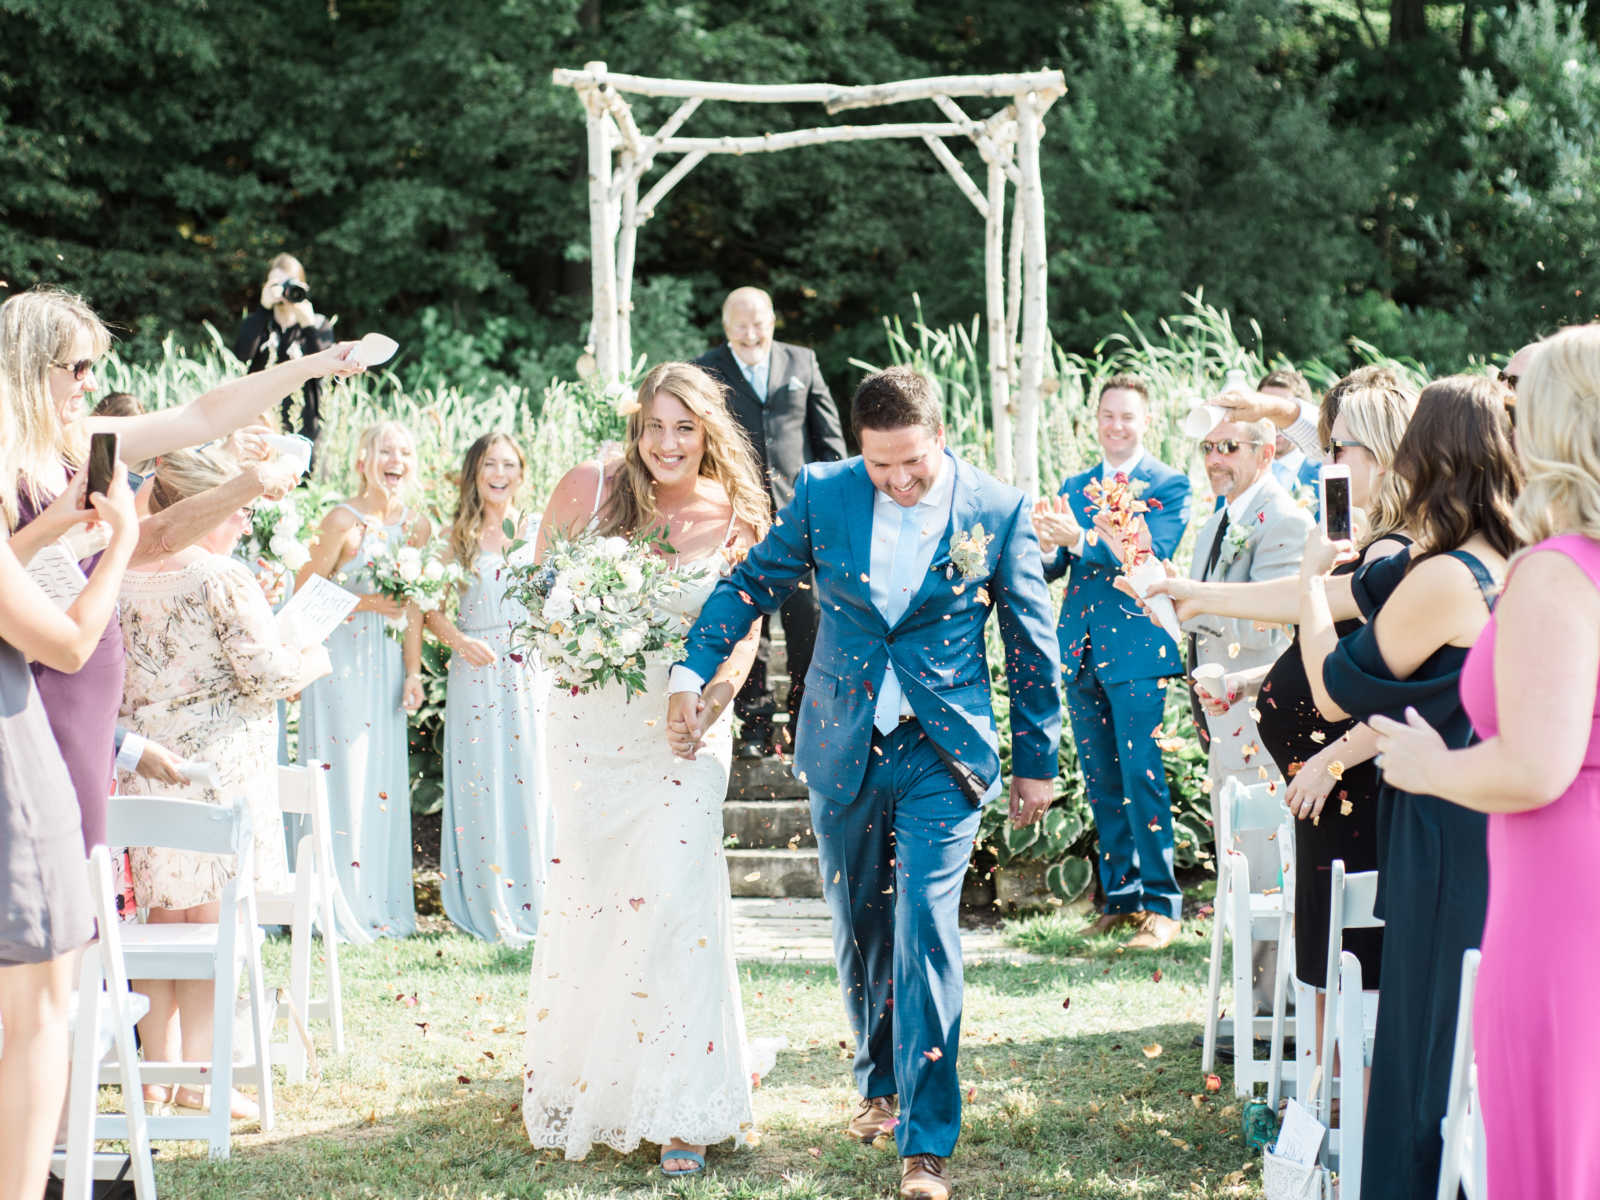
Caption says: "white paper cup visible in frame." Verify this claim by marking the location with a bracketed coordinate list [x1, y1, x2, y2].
[1184, 402, 1225, 438]
[1125, 558, 1182, 643]
[263, 433, 313, 476]
[1191, 662, 1227, 698]
[349, 332, 399, 368]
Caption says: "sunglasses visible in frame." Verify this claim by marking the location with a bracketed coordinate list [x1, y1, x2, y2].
[52, 358, 97, 381]
[1198, 439, 1262, 456]
[1325, 437, 1369, 460]
[1497, 368, 1519, 390]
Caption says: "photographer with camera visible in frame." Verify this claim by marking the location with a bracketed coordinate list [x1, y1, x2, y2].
[233, 253, 336, 443]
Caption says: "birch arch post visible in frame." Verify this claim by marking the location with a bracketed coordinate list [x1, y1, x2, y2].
[551, 62, 1065, 494]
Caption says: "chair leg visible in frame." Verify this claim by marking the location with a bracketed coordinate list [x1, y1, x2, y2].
[1336, 954, 1365, 1200]
[284, 867, 313, 1085]
[63, 953, 103, 1200]
[1201, 858, 1228, 1075]
[321, 877, 346, 1057]
[244, 924, 276, 1131]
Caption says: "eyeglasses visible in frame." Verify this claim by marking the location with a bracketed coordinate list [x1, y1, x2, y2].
[1198, 439, 1262, 457]
[1325, 437, 1369, 461]
[52, 358, 97, 381]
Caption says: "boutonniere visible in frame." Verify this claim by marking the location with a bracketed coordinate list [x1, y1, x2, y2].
[1218, 522, 1254, 567]
[948, 523, 994, 582]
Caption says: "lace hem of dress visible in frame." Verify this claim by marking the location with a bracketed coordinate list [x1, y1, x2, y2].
[522, 1086, 754, 1161]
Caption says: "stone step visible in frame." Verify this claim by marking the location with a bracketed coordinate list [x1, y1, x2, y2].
[724, 799, 814, 850]
[727, 848, 822, 898]
[727, 753, 809, 800]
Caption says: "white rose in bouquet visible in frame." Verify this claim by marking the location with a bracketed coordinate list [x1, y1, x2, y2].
[599, 536, 629, 559]
[397, 545, 423, 583]
[423, 560, 444, 582]
[618, 562, 645, 593]
[542, 587, 576, 622]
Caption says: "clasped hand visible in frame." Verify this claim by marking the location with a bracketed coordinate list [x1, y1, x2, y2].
[666, 691, 711, 760]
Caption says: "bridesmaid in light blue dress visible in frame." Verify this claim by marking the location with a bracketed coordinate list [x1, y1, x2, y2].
[426, 433, 551, 944]
[296, 421, 428, 940]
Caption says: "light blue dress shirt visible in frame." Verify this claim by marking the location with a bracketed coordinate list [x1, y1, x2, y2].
[739, 355, 770, 403]
[869, 455, 955, 733]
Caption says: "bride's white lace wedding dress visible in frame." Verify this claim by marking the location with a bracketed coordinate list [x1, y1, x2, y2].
[522, 552, 759, 1159]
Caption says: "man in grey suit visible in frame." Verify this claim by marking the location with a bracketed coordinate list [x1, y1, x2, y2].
[1182, 416, 1313, 1027]
[694, 286, 848, 757]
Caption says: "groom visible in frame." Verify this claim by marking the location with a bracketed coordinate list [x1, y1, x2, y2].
[667, 367, 1060, 1200]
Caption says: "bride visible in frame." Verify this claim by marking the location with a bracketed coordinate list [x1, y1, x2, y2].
[522, 362, 769, 1177]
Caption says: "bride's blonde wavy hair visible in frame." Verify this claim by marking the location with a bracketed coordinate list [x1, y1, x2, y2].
[1512, 323, 1600, 547]
[0, 287, 112, 529]
[593, 363, 770, 542]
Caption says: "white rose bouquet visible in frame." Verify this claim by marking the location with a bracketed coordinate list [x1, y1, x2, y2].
[364, 535, 468, 635]
[239, 494, 311, 605]
[501, 528, 688, 697]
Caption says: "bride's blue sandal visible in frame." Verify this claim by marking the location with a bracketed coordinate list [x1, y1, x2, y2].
[660, 1147, 706, 1178]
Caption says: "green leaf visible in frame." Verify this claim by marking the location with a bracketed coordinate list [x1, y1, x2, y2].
[1046, 857, 1095, 904]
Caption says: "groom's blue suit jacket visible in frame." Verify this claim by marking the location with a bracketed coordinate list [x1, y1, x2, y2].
[683, 452, 1061, 804]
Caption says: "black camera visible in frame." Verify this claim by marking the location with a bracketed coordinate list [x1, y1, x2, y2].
[280, 280, 311, 304]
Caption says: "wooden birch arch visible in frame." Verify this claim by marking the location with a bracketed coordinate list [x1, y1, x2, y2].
[551, 62, 1066, 493]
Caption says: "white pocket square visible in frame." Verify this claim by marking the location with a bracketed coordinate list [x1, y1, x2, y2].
[787, 377, 805, 390]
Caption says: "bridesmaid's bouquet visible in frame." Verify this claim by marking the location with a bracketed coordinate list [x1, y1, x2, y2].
[240, 494, 311, 606]
[502, 529, 687, 696]
[364, 534, 469, 635]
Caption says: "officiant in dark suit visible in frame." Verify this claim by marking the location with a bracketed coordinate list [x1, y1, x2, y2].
[695, 286, 848, 758]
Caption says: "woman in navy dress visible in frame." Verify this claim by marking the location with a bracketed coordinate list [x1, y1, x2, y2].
[1298, 375, 1521, 1200]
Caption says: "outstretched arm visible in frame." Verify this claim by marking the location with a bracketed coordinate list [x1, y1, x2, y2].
[992, 495, 1062, 811]
[93, 343, 366, 462]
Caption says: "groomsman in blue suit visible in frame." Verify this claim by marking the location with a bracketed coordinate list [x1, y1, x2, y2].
[669, 367, 1060, 1200]
[1034, 375, 1193, 950]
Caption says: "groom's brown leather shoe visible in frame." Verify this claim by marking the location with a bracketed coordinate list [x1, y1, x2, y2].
[900, 1153, 951, 1200]
[847, 1093, 898, 1143]
[1080, 910, 1137, 937]
[1124, 911, 1181, 950]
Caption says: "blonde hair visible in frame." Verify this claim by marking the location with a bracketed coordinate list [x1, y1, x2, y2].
[147, 445, 240, 515]
[352, 420, 416, 495]
[1513, 324, 1600, 546]
[1332, 382, 1418, 544]
[594, 363, 771, 541]
[449, 432, 525, 570]
[0, 287, 112, 529]
[268, 253, 307, 284]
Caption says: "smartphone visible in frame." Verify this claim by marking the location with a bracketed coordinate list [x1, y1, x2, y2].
[83, 431, 120, 507]
[1320, 464, 1353, 542]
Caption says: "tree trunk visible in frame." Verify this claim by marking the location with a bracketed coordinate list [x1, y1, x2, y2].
[1460, 0, 1475, 61]
[1389, 0, 1428, 44]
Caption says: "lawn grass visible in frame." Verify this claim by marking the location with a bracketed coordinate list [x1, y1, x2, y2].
[148, 903, 1263, 1199]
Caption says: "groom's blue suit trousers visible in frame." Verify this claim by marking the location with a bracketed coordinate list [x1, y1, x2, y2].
[809, 720, 981, 1159]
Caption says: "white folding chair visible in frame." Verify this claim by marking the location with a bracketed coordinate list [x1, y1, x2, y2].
[1313, 860, 1382, 1193]
[258, 762, 346, 1082]
[1437, 949, 1488, 1200]
[1202, 777, 1292, 1093]
[50, 846, 159, 1200]
[104, 795, 275, 1160]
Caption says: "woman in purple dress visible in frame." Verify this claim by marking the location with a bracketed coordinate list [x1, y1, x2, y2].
[0, 457, 138, 1200]
[0, 286, 362, 850]
[1374, 324, 1600, 1200]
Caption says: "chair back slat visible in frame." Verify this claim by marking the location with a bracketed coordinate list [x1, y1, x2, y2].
[1224, 777, 1289, 837]
[107, 794, 251, 857]
[276, 764, 316, 816]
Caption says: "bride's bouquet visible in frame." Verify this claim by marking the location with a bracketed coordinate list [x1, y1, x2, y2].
[364, 533, 469, 635]
[501, 529, 687, 697]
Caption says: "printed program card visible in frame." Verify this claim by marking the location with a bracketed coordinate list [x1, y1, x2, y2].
[276, 574, 360, 649]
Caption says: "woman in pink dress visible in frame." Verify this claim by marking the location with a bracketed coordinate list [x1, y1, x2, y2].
[1373, 323, 1600, 1200]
